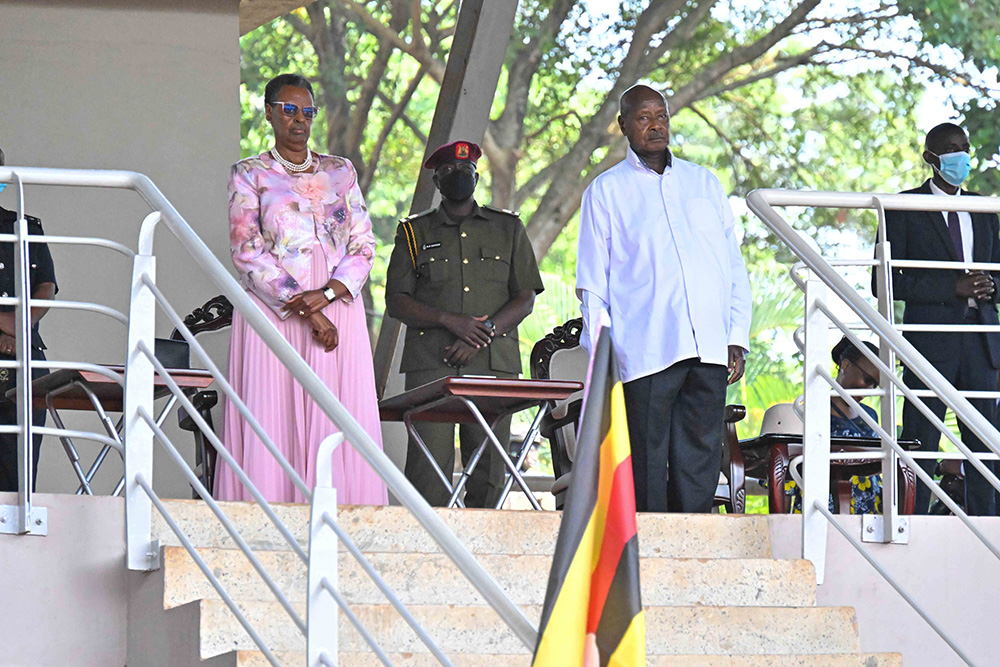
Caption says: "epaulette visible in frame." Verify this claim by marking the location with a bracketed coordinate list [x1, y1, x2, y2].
[399, 208, 435, 223]
[398, 209, 435, 269]
[397, 218, 418, 270]
[483, 204, 520, 217]
[25, 215, 42, 227]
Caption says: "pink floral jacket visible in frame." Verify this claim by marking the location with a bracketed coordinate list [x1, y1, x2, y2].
[228, 152, 376, 317]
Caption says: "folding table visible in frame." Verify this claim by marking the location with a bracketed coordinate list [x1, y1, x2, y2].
[379, 376, 583, 510]
[18, 365, 214, 495]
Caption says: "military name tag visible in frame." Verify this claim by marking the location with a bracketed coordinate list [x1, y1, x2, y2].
[422, 242, 442, 250]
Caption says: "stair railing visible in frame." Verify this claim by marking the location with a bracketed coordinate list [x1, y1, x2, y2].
[0, 168, 137, 536]
[747, 188, 1000, 667]
[306, 433, 455, 666]
[0, 165, 536, 665]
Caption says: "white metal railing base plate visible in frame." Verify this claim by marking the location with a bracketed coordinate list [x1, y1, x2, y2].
[862, 513, 909, 544]
[0, 504, 47, 535]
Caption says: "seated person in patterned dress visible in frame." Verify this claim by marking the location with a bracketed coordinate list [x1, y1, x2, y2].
[786, 336, 884, 514]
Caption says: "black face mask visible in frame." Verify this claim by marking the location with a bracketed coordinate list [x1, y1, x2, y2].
[437, 169, 477, 201]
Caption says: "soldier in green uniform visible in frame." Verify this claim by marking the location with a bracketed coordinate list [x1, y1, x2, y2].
[385, 140, 544, 507]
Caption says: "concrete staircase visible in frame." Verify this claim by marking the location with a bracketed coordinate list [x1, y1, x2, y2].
[126, 500, 901, 666]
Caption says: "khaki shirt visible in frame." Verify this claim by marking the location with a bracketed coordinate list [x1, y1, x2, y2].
[385, 202, 544, 374]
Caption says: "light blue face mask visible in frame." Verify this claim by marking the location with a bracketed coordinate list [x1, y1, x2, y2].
[0, 184, 6, 195]
[928, 150, 972, 187]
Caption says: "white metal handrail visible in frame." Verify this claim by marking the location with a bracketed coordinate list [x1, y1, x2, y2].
[141, 319, 309, 558]
[319, 510, 453, 665]
[133, 341, 307, 629]
[141, 254, 454, 664]
[799, 285, 987, 665]
[8, 300, 131, 326]
[309, 434, 395, 667]
[749, 188, 1000, 667]
[135, 472, 284, 666]
[137, 209, 462, 665]
[307, 434, 453, 666]
[749, 189, 1000, 501]
[810, 495, 980, 666]
[0, 165, 536, 661]
[129, 169, 537, 646]
[0, 170, 142, 533]
[142, 275, 313, 501]
[0, 233, 135, 258]
[813, 296, 1000, 497]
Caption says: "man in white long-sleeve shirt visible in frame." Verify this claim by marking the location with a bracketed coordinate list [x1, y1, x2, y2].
[576, 85, 752, 513]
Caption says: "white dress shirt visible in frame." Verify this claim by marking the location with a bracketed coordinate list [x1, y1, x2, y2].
[576, 147, 752, 383]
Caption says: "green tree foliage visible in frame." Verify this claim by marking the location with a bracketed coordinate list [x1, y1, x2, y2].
[896, 0, 1000, 194]
[239, 1, 999, 455]
[727, 264, 803, 434]
[241, 1, 999, 267]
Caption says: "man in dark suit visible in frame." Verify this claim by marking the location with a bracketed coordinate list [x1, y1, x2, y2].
[873, 123, 1000, 516]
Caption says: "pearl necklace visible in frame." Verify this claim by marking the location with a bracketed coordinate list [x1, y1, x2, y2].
[270, 147, 313, 172]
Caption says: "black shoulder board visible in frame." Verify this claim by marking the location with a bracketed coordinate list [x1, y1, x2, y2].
[483, 205, 520, 217]
[25, 215, 42, 225]
[399, 208, 435, 224]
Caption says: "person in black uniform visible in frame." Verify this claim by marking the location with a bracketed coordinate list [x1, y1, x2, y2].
[385, 140, 544, 507]
[0, 148, 58, 492]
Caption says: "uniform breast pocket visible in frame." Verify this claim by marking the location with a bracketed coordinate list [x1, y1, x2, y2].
[479, 245, 510, 282]
[416, 250, 454, 283]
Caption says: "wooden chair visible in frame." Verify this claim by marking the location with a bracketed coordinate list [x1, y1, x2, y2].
[529, 318, 587, 509]
[529, 317, 748, 512]
[719, 405, 747, 513]
[169, 294, 233, 497]
[929, 459, 965, 515]
[766, 440, 917, 514]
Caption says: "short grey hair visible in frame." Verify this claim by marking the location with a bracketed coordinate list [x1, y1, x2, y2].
[619, 84, 668, 119]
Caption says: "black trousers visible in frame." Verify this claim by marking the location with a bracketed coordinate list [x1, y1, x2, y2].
[0, 348, 47, 492]
[403, 366, 515, 508]
[903, 329, 998, 516]
[623, 359, 728, 513]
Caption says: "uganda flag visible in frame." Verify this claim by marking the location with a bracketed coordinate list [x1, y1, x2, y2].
[532, 325, 645, 667]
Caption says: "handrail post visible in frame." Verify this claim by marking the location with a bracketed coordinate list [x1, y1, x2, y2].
[873, 197, 903, 542]
[308, 434, 342, 666]
[124, 243, 158, 570]
[6, 171, 45, 535]
[803, 278, 831, 583]
[14, 189, 33, 531]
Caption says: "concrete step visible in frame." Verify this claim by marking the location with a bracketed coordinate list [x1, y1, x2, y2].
[232, 653, 902, 667]
[198, 599, 860, 658]
[648, 658, 902, 667]
[162, 546, 815, 609]
[155, 500, 771, 559]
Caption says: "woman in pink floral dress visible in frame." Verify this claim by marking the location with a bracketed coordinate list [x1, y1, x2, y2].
[215, 73, 387, 504]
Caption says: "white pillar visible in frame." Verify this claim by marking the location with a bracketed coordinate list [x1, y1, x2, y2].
[124, 252, 158, 571]
[803, 278, 831, 583]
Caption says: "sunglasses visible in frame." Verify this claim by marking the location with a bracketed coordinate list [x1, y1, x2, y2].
[847, 359, 879, 388]
[268, 102, 320, 120]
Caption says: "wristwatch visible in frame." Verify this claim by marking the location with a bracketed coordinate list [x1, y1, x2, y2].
[322, 287, 337, 302]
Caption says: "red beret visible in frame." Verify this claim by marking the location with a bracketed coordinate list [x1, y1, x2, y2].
[423, 140, 482, 170]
